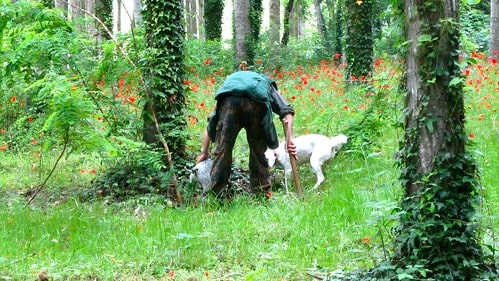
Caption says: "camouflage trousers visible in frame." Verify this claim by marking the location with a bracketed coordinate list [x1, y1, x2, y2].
[210, 95, 271, 194]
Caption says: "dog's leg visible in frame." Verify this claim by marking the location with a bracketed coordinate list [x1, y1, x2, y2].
[310, 155, 325, 190]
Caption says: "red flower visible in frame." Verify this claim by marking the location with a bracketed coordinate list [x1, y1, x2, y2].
[11, 96, 17, 103]
[27, 117, 33, 122]
[204, 58, 211, 66]
[488, 57, 498, 66]
[127, 96, 136, 103]
[468, 133, 475, 139]
[266, 191, 273, 198]
[334, 53, 342, 59]
[363, 237, 371, 244]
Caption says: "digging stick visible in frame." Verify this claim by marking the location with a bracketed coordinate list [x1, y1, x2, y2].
[284, 120, 302, 196]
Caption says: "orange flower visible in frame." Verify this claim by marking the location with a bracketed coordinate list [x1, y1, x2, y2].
[11, 96, 17, 103]
[27, 117, 33, 122]
[363, 237, 371, 244]
[0, 144, 8, 151]
[204, 58, 211, 66]
[127, 96, 136, 103]
[468, 133, 475, 139]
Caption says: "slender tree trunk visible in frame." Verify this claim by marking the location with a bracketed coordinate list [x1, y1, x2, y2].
[269, 0, 280, 45]
[281, 0, 294, 46]
[133, 0, 142, 27]
[490, 0, 499, 56]
[313, 0, 330, 52]
[269, 0, 280, 65]
[234, 0, 251, 68]
[95, 0, 113, 41]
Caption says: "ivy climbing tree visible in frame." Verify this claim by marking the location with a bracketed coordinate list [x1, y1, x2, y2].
[204, 0, 224, 41]
[374, 0, 489, 279]
[344, 0, 374, 79]
[142, 0, 187, 202]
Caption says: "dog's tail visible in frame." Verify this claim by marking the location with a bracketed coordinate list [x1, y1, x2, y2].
[330, 134, 348, 149]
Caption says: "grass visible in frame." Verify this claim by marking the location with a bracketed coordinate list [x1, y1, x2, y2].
[1, 57, 498, 280]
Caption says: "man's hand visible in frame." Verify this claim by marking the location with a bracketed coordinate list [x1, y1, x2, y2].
[286, 139, 297, 160]
[196, 152, 209, 164]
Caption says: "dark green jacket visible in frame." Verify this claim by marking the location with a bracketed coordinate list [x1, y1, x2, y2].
[207, 71, 294, 149]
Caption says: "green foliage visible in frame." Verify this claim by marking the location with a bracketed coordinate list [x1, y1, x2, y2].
[460, 3, 490, 52]
[88, 138, 172, 200]
[343, 85, 389, 155]
[29, 73, 98, 151]
[344, 0, 375, 78]
[247, 0, 263, 65]
[204, 0, 224, 40]
[141, 0, 188, 161]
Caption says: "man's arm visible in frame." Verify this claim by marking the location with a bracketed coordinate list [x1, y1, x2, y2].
[281, 113, 297, 158]
[196, 129, 211, 163]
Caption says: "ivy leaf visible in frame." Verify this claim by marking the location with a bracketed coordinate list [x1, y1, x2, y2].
[418, 34, 433, 42]
[425, 118, 434, 133]
[449, 77, 462, 87]
[462, 0, 481, 5]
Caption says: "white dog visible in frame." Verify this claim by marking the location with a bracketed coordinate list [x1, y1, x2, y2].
[189, 158, 213, 193]
[265, 134, 348, 191]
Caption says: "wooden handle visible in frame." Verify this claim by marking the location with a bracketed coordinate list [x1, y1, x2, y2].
[284, 121, 302, 196]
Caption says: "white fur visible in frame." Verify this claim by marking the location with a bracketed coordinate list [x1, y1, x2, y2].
[189, 158, 213, 193]
[265, 134, 348, 191]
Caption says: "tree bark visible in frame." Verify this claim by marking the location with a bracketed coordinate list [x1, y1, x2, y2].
[386, 0, 486, 278]
[345, 0, 373, 78]
[234, 0, 251, 68]
[490, 0, 499, 56]
[281, 0, 294, 46]
[313, 0, 330, 52]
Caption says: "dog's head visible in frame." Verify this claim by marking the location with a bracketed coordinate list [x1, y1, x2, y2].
[331, 134, 348, 150]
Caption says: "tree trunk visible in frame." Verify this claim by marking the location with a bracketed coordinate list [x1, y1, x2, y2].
[234, 0, 251, 68]
[383, 0, 486, 279]
[95, 0, 113, 41]
[313, 0, 330, 52]
[269, 0, 280, 45]
[142, 0, 186, 203]
[204, 0, 224, 40]
[281, 0, 294, 46]
[55, 0, 68, 17]
[133, 0, 142, 27]
[344, 0, 373, 79]
[490, 0, 499, 56]
[268, 0, 280, 65]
